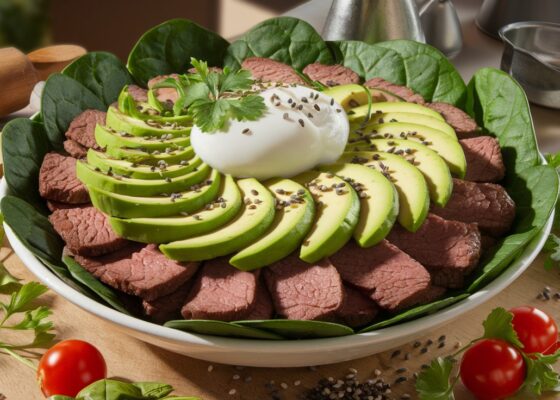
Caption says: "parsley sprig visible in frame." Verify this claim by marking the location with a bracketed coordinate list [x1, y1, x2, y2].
[0, 262, 56, 369]
[416, 307, 560, 399]
[153, 58, 266, 132]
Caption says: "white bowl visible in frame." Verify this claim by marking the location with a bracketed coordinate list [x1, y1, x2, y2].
[1, 179, 553, 367]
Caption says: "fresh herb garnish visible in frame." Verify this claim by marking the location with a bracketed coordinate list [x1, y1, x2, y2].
[416, 307, 560, 399]
[153, 58, 266, 133]
[0, 264, 56, 369]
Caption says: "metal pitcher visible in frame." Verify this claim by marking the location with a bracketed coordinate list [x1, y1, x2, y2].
[322, 0, 463, 57]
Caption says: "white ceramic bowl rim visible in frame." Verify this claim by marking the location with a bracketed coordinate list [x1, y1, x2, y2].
[1, 176, 554, 355]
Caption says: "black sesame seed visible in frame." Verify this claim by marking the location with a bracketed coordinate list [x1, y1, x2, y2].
[390, 350, 401, 358]
[438, 335, 446, 342]
[251, 189, 259, 196]
[314, 104, 321, 111]
[396, 368, 407, 374]
[420, 347, 428, 354]
[330, 98, 334, 106]
[394, 376, 408, 384]
[298, 119, 305, 127]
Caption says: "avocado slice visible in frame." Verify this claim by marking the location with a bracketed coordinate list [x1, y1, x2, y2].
[106, 106, 191, 138]
[347, 102, 444, 123]
[77, 161, 211, 197]
[160, 178, 276, 262]
[339, 151, 429, 232]
[118, 87, 192, 125]
[348, 122, 466, 178]
[351, 112, 456, 138]
[105, 144, 195, 165]
[319, 163, 399, 247]
[87, 150, 203, 180]
[95, 125, 191, 152]
[360, 139, 453, 207]
[323, 84, 404, 110]
[293, 171, 360, 263]
[230, 178, 315, 271]
[88, 168, 221, 218]
[109, 175, 243, 243]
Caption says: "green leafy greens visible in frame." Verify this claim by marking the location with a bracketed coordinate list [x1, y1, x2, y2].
[154, 58, 266, 132]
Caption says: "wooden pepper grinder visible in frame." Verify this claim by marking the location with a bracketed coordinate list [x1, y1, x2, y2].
[0, 45, 86, 117]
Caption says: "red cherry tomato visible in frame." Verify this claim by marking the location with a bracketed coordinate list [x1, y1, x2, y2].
[460, 339, 526, 400]
[510, 306, 558, 354]
[544, 341, 560, 355]
[38, 340, 107, 397]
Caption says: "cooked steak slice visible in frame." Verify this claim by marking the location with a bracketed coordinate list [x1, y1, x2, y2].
[329, 240, 432, 312]
[427, 102, 478, 137]
[187, 66, 223, 74]
[65, 109, 105, 149]
[264, 254, 344, 321]
[147, 74, 180, 104]
[63, 139, 88, 159]
[142, 281, 191, 323]
[39, 152, 89, 204]
[420, 286, 447, 303]
[46, 201, 89, 212]
[182, 258, 259, 321]
[337, 285, 378, 328]
[241, 57, 306, 85]
[50, 205, 129, 256]
[388, 214, 482, 288]
[73, 244, 199, 301]
[303, 63, 360, 86]
[460, 137, 505, 182]
[245, 283, 274, 320]
[431, 179, 516, 237]
[128, 84, 148, 102]
[364, 77, 425, 104]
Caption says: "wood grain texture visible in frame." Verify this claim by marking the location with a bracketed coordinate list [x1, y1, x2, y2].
[0, 244, 558, 399]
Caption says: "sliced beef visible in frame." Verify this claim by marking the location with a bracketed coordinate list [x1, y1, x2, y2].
[431, 179, 516, 237]
[147, 74, 180, 104]
[142, 281, 191, 323]
[63, 139, 88, 158]
[481, 235, 497, 252]
[46, 201, 89, 212]
[241, 57, 306, 85]
[182, 258, 259, 321]
[460, 137, 505, 182]
[337, 285, 378, 328]
[364, 77, 425, 104]
[427, 102, 478, 137]
[128, 84, 148, 102]
[388, 214, 482, 288]
[421, 286, 447, 303]
[263, 254, 344, 322]
[49, 205, 129, 256]
[329, 240, 432, 312]
[303, 63, 360, 86]
[65, 109, 105, 149]
[39, 152, 89, 204]
[187, 66, 223, 74]
[72, 244, 199, 301]
[245, 283, 274, 320]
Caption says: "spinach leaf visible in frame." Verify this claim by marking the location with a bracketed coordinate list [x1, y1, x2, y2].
[468, 164, 559, 292]
[236, 319, 354, 339]
[41, 73, 105, 150]
[1, 195, 63, 266]
[359, 294, 469, 332]
[224, 17, 333, 71]
[1, 118, 50, 212]
[127, 19, 229, 87]
[63, 52, 133, 107]
[466, 67, 539, 176]
[375, 40, 466, 106]
[328, 41, 406, 84]
[165, 319, 282, 340]
[63, 255, 132, 315]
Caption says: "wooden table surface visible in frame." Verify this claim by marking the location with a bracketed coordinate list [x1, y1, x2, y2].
[1, 243, 559, 400]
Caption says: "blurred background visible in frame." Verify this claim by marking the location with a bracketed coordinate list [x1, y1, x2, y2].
[0, 0, 306, 57]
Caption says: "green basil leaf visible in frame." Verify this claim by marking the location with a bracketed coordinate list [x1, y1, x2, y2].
[2, 118, 51, 212]
[41, 73, 105, 150]
[165, 319, 282, 340]
[236, 319, 354, 339]
[132, 382, 173, 398]
[63, 52, 133, 107]
[224, 17, 333, 71]
[127, 19, 229, 86]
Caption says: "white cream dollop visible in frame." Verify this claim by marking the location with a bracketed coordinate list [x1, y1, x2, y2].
[190, 85, 349, 180]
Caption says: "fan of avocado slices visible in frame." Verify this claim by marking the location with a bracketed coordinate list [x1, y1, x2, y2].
[74, 77, 463, 271]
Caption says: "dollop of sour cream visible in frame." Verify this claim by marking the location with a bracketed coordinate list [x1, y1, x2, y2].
[190, 85, 349, 180]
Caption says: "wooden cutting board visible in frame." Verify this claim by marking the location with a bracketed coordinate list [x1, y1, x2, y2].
[0, 244, 559, 399]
